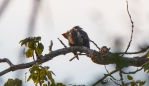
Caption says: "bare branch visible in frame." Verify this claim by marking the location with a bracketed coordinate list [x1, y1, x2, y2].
[104, 65, 120, 85]
[58, 38, 67, 48]
[92, 68, 122, 86]
[109, 78, 121, 86]
[104, 65, 116, 80]
[119, 70, 124, 85]
[121, 67, 143, 74]
[116, 46, 149, 54]
[49, 40, 53, 53]
[69, 53, 87, 61]
[0, 58, 14, 66]
[0, 46, 149, 76]
[69, 56, 76, 61]
[121, 0, 134, 56]
[89, 39, 100, 50]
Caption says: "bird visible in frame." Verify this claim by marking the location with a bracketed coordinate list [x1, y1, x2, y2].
[62, 26, 90, 60]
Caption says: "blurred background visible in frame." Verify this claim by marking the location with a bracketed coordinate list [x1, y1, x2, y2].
[0, 0, 149, 85]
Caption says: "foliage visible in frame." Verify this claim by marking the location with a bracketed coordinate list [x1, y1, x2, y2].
[143, 61, 149, 73]
[126, 75, 146, 86]
[4, 78, 22, 86]
[19, 36, 66, 86]
[27, 63, 53, 85]
[19, 36, 44, 60]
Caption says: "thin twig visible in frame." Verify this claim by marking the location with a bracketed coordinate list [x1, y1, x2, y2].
[109, 78, 121, 86]
[58, 38, 67, 48]
[121, 67, 143, 74]
[121, 0, 134, 57]
[119, 70, 124, 85]
[116, 46, 149, 54]
[69, 52, 86, 61]
[92, 67, 122, 86]
[0, 58, 14, 66]
[90, 39, 100, 50]
[49, 40, 53, 53]
[69, 56, 76, 61]
[104, 65, 120, 85]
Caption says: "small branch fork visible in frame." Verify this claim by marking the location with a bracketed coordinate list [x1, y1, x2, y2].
[0, 58, 14, 66]
[104, 65, 121, 85]
[92, 68, 122, 86]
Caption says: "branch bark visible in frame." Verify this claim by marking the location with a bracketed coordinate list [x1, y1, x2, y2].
[0, 46, 149, 76]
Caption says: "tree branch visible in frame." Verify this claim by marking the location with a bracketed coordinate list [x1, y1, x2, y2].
[0, 58, 14, 66]
[49, 40, 53, 53]
[119, 70, 124, 85]
[92, 68, 122, 86]
[0, 46, 149, 76]
[116, 46, 149, 54]
[89, 39, 100, 50]
[58, 38, 67, 48]
[121, 0, 134, 57]
[104, 65, 120, 85]
[121, 67, 143, 74]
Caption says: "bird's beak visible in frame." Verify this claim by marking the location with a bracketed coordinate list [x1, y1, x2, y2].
[62, 33, 66, 38]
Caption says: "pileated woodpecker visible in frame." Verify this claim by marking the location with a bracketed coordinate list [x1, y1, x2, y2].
[62, 26, 90, 60]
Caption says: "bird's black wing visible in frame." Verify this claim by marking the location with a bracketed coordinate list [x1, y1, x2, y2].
[78, 29, 90, 48]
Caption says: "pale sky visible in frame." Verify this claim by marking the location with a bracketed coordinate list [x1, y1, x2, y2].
[0, 0, 149, 85]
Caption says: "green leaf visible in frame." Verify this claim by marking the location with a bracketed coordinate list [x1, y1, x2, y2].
[35, 43, 44, 56]
[27, 75, 32, 82]
[143, 61, 149, 72]
[130, 82, 135, 86]
[42, 84, 47, 86]
[146, 51, 149, 58]
[20, 39, 27, 46]
[127, 75, 133, 80]
[19, 40, 23, 44]
[136, 80, 146, 85]
[47, 71, 52, 79]
[28, 41, 36, 49]
[38, 43, 44, 52]
[25, 48, 34, 58]
[30, 64, 38, 73]
[56, 83, 66, 86]
[35, 36, 41, 41]
[32, 74, 38, 84]
[4, 78, 22, 86]
[140, 81, 146, 85]
[47, 71, 55, 84]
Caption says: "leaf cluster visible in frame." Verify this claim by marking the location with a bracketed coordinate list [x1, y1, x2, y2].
[19, 36, 44, 59]
[126, 75, 146, 86]
[27, 63, 65, 86]
[4, 78, 22, 86]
